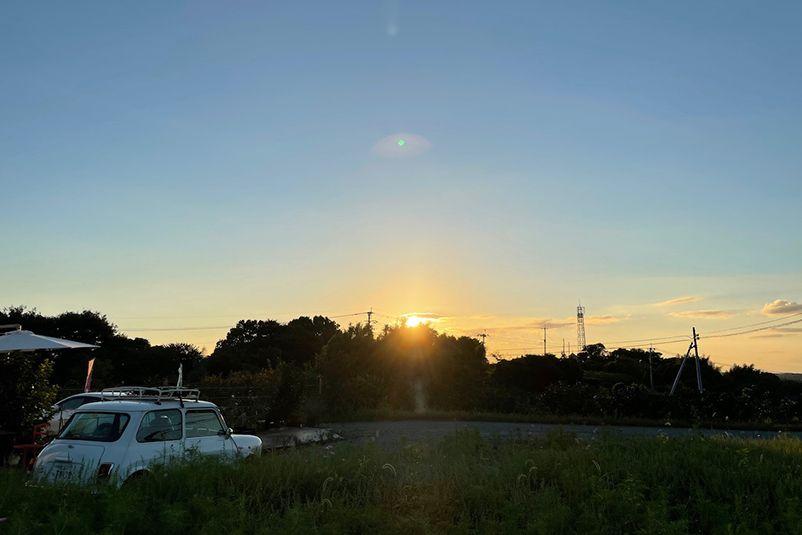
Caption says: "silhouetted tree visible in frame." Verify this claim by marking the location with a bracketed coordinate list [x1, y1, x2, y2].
[207, 316, 341, 375]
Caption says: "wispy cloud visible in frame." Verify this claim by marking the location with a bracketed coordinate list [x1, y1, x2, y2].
[527, 318, 575, 329]
[586, 315, 624, 325]
[669, 310, 735, 319]
[491, 315, 624, 330]
[461, 318, 572, 333]
[762, 299, 802, 315]
[653, 296, 702, 307]
[400, 312, 443, 320]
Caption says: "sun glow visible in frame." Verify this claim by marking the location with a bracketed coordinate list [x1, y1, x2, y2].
[404, 314, 438, 328]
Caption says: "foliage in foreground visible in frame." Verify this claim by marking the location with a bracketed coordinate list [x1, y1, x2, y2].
[3, 431, 802, 534]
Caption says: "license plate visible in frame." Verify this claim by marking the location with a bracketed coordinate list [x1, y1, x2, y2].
[52, 463, 75, 481]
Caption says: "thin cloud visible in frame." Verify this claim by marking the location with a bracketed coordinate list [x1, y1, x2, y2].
[528, 318, 575, 329]
[431, 313, 628, 345]
[471, 319, 571, 333]
[586, 315, 624, 325]
[762, 299, 802, 315]
[669, 310, 735, 319]
[456, 314, 624, 332]
[400, 312, 443, 320]
[654, 296, 702, 307]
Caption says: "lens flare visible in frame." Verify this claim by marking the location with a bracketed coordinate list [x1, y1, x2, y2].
[372, 133, 431, 158]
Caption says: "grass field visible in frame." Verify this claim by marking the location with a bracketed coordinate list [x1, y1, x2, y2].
[2, 430, 802, 534]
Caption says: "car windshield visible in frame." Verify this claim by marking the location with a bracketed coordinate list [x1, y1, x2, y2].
[58, 412, 130, 442]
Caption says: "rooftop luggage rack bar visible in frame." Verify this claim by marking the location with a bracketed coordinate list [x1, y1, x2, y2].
[100, 386, 201, 402]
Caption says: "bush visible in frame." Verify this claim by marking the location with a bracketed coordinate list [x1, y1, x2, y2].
[0, 353, 57, 432]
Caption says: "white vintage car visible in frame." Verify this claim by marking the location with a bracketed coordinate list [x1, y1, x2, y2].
[33, 387, 262, 486]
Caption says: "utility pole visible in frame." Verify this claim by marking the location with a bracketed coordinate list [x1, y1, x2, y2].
[543, 327, 547, 356]
[366, 308, 373, 332]
[477, 333, 488, 346]
[692, 327, 703, 393]
[648, 345, 654, 391]
[669, 327, 704, 396]
[561, 338, 566, 358]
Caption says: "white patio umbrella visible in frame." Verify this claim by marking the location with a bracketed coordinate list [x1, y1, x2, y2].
[0, 326, 98, 353]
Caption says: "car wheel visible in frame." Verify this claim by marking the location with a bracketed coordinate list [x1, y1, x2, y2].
[122, 470, 150, 488]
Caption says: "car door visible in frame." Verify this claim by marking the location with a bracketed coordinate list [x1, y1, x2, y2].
[183, 409, 235, 459]
[130, 409, 184, 470]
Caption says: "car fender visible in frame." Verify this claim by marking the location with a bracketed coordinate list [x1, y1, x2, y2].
[230, 434, 262, 457]
[121, 468, 151, 487]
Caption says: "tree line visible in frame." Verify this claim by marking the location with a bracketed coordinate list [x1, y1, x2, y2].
[2, 306, 801, 432]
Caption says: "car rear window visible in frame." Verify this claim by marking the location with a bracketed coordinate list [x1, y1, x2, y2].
[58, 412, 130, 442]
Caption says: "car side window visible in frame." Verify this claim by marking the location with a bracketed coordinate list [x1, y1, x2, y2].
[185, 410, 225, 438]
[137, 409, 183, 442]
[60, 396, 87, 411]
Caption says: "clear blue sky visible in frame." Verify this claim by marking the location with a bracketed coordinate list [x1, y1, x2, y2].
[2, 2, 801, 367]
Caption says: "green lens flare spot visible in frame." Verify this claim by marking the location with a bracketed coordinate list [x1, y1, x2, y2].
[397, 139, 406, 147]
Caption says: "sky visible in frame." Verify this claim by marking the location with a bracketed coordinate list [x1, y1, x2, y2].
[1, 1, 801, 370]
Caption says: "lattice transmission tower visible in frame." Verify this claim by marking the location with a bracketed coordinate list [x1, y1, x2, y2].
[576, 304, 587, 350]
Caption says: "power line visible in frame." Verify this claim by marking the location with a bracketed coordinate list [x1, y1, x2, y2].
[703, 311, 802, 334]
[372, 312, 402, 321]
[492, 316, 802, 356]
[123, 325, 232, 332]
[702, 317, 802, 339]
[608, 338, 693, 350]
[601, 311, 802, 347]
[328, 312, 370, 319]
[607, 334, 690, 344]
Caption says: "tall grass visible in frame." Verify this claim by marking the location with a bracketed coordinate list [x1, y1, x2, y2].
[2, 430, 802, 533]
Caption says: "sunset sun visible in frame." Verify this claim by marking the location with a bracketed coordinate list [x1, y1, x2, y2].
[404, 314, 439, 327]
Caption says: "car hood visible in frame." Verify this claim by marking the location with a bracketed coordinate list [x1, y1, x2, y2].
[34, 441, 106, 484]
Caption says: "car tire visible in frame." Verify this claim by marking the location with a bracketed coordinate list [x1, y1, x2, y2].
[122, 470, 150, 488]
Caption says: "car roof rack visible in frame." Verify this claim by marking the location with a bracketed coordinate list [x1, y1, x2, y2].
[99, 386, 201, 402]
